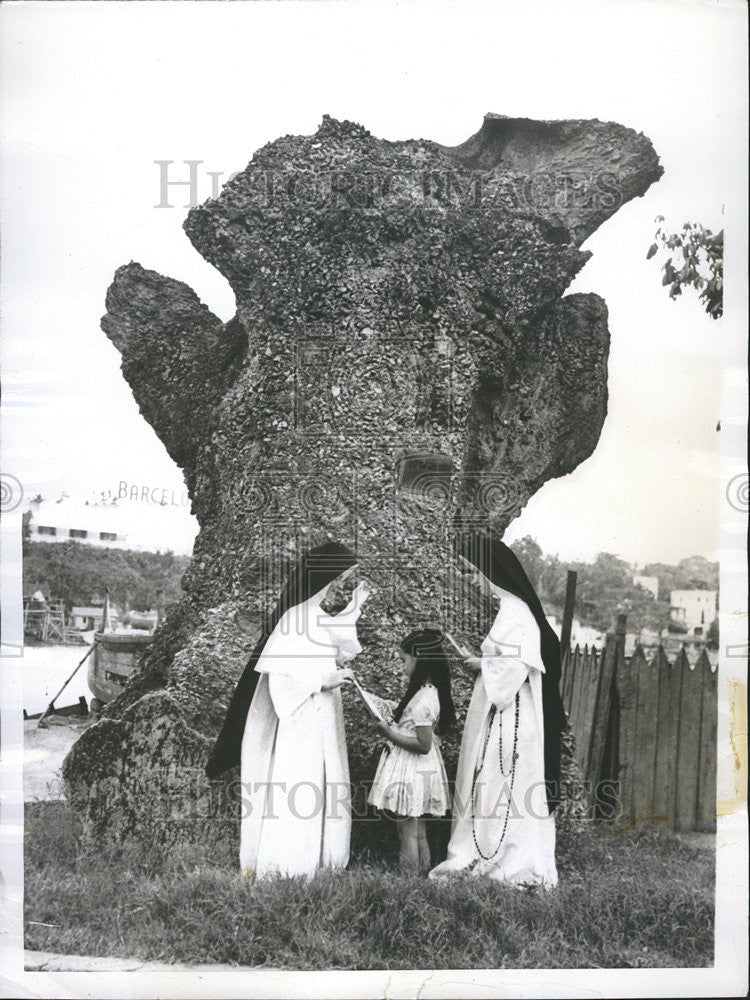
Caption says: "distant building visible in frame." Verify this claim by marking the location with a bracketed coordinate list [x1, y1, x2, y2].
[71, 605, 121, 630]
[571, 620, 606, 649]
[670, 589, 717, 636]
[637, 627, 664, 648]
[633, 575, 659, 600]
[546, 615, 605, 650]
[24, 493, 196, 555]
[25, 498, 131, 550]
[625, 627, 666, 657]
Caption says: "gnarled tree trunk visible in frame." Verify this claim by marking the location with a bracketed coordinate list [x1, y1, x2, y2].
[63, 114, 661, 850]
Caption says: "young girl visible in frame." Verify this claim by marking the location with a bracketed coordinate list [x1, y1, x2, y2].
[368, 627, 456, 871]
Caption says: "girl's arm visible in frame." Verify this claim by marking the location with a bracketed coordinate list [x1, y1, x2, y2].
[375, 720, 432, 755]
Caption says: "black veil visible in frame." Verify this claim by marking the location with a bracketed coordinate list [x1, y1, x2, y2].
[206, 541, 357, 779]
[456, 531, 567, 812]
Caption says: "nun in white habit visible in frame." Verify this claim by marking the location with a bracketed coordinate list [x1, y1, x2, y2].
[206, 543, 369, 879]
[430, 535, 566, 888]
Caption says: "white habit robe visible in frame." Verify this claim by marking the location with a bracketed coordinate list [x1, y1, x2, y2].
[239, 591, 361, 879]
[430, 589, 558, 887]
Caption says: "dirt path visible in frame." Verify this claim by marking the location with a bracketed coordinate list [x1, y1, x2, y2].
[24, 718, 92, 802]
[24, 949, 247, 972]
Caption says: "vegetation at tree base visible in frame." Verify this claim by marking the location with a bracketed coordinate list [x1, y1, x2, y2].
[509, 537, 718, 637]
[647, 218, 723, 319]
[23, 542, 190, 614]
[24, 800, 714, 969]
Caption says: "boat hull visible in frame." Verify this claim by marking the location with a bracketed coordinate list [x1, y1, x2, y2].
[88, 632, 153, 704]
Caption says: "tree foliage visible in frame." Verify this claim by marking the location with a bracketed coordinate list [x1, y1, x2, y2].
[507, 535, 545, 590]
[23, 542, 191, 614]
[509, 536, 718, 634]
[641, 556, 718, 602]
[647, 217, 723, 319]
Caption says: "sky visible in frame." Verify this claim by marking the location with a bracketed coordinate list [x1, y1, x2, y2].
[1, 0, 747, 566]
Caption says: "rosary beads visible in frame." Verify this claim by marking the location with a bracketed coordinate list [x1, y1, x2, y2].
[470, 692, 520, 861]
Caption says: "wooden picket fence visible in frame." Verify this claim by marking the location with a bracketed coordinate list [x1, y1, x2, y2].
[561, 615, 718, 832]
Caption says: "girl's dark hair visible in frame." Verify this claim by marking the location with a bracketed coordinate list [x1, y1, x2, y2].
[393, 627, 456, 735]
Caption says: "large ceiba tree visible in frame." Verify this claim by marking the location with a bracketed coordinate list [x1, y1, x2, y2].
[63, 114, 662, 850]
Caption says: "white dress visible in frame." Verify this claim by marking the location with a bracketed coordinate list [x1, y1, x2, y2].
[429, 592, 558, 887]
[238, 593, 361, 879]
[368, 684, 450, 818]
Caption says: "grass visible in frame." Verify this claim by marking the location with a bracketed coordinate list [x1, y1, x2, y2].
[24, 801, 715, 969]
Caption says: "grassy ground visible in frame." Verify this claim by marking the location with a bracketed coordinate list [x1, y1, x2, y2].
[24, 801, 714, 970]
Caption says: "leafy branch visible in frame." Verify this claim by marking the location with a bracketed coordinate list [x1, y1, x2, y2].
[647, 217, 723, 319]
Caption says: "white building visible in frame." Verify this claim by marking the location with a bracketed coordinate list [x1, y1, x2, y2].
[24, 492, 197, 555]
[71, 605, 121, 630]
[546, 615, 605, 650]
[669, 589, 717, 635]
[25, 498, 131, 550]
[633, 574, 659, 600]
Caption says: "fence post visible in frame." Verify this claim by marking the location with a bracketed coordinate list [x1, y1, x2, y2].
[674, 646, 704, 831]
[696, 649, 718, 832]
[560, 570, 577, 655]
[652, 646, 676, 827]
[577, 646, 599, 782]
[631, 644, 660, 827]
[612, 614, 636, 829]
[568, 645, 585, 757]
[586, 616, 624, 818]
[615, 613, 627, 641]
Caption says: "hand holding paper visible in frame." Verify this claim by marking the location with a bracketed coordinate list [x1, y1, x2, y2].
[444, 631, 472, 659]
[349, 673, 394, 723]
